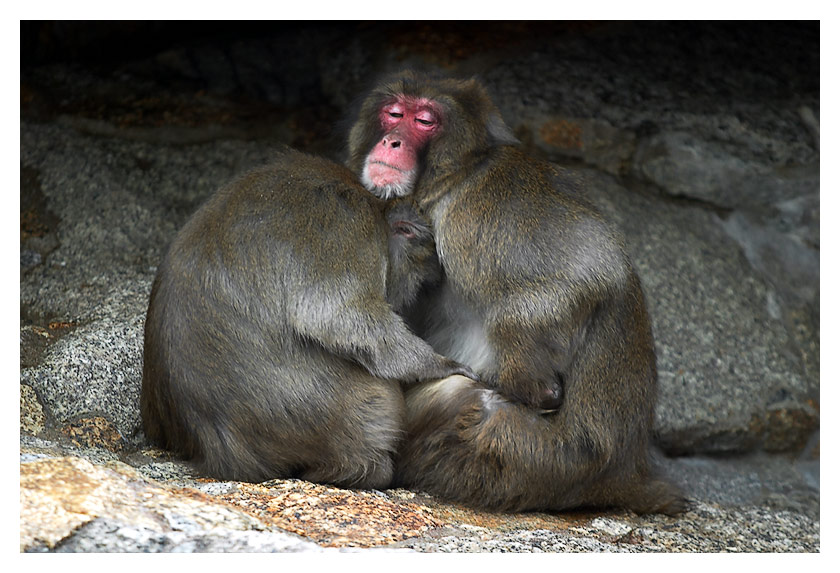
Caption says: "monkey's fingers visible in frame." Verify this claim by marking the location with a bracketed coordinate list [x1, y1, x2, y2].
[450, 362, 479, 382]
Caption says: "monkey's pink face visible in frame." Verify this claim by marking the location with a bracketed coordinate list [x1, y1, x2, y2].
[361, 97, 441, 199]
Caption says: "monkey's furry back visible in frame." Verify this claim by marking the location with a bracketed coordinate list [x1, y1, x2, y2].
[141, 148, 406, 486]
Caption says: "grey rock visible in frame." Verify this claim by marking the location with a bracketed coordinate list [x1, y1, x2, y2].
[397, 502, 818, 553]
[633, 131, 762, 205]
[580, 119, 637, 176]
[50, 518, 330, 553]
[772, 184, 820, 249]
[20, 125, 268, 313]
[653, 150, 822, 390]
[21, 434, 123, 467]
[633, 132, 820, 213]
[658, 453, 819, 519]
[528, 116, 637, 176]
[20, 248, 42, 273]
[583, 170, 816, 454]
[133, 459, 199, 483]
[20, 311, 146, 440]
[721, 210, 819, 306]
[798, 106, 820, 151]
[20, 384, 47, 435]
[485, 22, 818, 169]
[21, 454, 330, 553]
[19, 439, 818, 553]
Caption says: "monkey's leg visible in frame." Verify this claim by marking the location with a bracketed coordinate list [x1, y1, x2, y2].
[396, 376, 569, 511]
[397, 376, 686, 514]
[185, 363, 406, 488]
[580, 474, 690, 516]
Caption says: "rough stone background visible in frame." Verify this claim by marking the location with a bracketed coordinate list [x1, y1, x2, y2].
[20, 21, 819, 552]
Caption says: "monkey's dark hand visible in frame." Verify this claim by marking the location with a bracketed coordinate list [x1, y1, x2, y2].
[397, 357, 479, 385]
[447, 361, 479, 382]
[492, 376, 564, 412]
[536, 384, 563, 411]
[400, 363, 478, 388]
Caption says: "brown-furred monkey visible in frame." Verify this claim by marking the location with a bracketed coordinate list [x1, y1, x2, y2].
[347, 71, 687, 515]
[142, 147, 468, 488]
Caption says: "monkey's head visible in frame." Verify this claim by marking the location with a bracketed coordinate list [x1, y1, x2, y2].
[348, 71, 517, 200]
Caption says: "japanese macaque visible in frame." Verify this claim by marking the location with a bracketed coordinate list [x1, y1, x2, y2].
[347, 72, 687, 514]
[141, 147, 468, 488]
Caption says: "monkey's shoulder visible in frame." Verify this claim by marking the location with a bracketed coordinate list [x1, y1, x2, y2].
[202, 156, 381, 233]
[439, 150, 632, 286]
[448, 153, 602, 229]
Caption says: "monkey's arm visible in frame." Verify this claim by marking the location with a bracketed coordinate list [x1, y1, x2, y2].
[287, 284, 475, 384]
[437, 185, 629, 409]
[483, 276, 607, 403]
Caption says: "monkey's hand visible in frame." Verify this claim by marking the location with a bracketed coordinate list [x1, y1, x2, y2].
[358, 323, 480, 385]
[491, 374, 564, 412]
[445, 360, 479, 382]
[400, 358, 478, 385]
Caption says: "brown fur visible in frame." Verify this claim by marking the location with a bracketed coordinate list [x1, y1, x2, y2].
[141, 147, 467, 487]
[348, 72, 687, 514]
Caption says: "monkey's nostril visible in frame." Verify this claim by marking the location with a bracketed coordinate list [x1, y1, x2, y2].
[391, 141, 401, 148]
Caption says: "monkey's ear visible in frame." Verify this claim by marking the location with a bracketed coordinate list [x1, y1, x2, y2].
[487, 113, 518, 146]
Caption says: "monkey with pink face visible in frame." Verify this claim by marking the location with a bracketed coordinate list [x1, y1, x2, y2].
[347, 72, 687, 515]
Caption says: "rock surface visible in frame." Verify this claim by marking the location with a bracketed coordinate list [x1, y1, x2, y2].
[20, 441, 818, 553]
[20, 22, 819, 552]
[21, 455, 327, 553]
